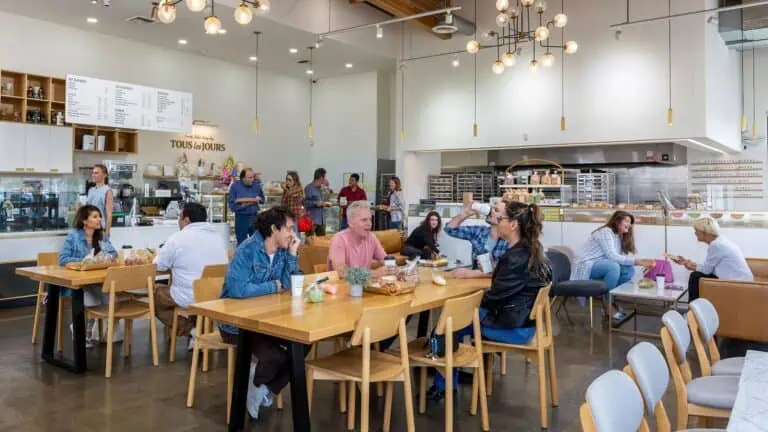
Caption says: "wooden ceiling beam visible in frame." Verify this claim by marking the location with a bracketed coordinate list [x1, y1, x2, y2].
[349, 0, 452, 39]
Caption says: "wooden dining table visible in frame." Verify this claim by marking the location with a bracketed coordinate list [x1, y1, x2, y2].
[188, 269, 491, 432]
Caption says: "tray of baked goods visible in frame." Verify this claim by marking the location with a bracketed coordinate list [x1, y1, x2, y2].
[366, 275, 416, 296]
[65, 260, 119, 271]
[420, 258, 449, 267]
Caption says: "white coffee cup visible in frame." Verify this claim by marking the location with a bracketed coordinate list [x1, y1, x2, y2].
[477, 253, 492, 273]
[290, 274, 305, 297]
[384, 257, 397, 268]
[472, 203, 491, 216]
[340, 197, 348, 206]
[656, 274, 665, 294]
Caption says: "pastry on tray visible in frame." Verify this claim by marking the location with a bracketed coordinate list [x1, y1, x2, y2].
[638, 279, 655, 289]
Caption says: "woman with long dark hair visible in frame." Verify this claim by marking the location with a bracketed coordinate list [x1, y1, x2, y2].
[401, 211, 441, 259]
[572, 210, 655, 319]
[87, 164, 113, 236]
[59, 205, 118, 347]
[387, 176, 405, 230]
[281, 171, 304, 218]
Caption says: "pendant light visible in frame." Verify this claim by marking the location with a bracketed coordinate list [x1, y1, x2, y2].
[752, 46, 757, 139]
[560, 0, 566, 131]
[157, 0, 177, 24]
[472, 0, 478, 137]
[253, 31, 261, 133]
[400, 22, 406, 142]
[741, 25, 748, 132]
[666, 0, 673, 126]
[186, 0, 206, 13]
[204, 1, 221, 35]
[307, 46, 314, 144]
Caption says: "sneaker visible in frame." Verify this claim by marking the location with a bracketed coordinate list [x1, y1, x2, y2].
[262, 391, 274, 408]
[70, 323, 95, 349]
[247, 384, 270, 419]
[612, 310, 628, 321]
[187, 328, 197, 352]
[425, 385, 446, 403]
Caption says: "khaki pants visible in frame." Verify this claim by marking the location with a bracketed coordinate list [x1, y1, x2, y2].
[154, 284, 195, 337]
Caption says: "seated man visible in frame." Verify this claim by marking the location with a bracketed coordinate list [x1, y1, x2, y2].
[328, 201, 394, 279]
[218, 206, 300, 420]
[153, 203, 228, 349]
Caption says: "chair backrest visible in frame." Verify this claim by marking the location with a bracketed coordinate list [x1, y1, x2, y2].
[582, 370, 648, 432]
[687, 298, 722, 377]
[661, 311, 690, 364]
[101, 264, 157, 293]
[350, 300, 411, 346]
[627, 342, 670, 416]
[38, 252, 59, 266]
[530, 285, 553, 346]
[689, 298, 719, 342]
[374, 229, 403, 254]
[545, 250, 571, 286]
[548, 245, 576, 264]
[435, 291, 484, 336]
[193, 277, 225, 303]
[201, 264, 228, 278]
[747, 258, 768, 281]
[313, 263, 329, 274]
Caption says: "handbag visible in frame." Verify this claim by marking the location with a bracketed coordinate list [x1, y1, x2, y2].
[643, 259, 675, 283]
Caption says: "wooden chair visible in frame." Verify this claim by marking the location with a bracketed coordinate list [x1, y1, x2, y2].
[313, 263, 328, 273]
[482, 285, 558, 429]
[660, 311, 738, 429]
[305, 301, 416, 432]
[687, 298, 744, 377]
[408, 290, 489, 432]
[579, 370, 650, 432]
[622, 342, 680, 432]
[85, 264, 160, 378]
[169, 263, 228, 362]
[31, 252, 59, 344]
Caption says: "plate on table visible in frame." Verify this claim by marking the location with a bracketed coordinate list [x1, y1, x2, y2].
[420, 258, 449, 267]
[65, 262, 119, 271]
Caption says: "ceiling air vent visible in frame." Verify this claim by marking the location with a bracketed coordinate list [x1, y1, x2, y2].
[432, 13, 459, 34]
[125, 15, 156, 24]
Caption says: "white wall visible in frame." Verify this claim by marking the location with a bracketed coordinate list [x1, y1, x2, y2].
[0, 11, 380, 189]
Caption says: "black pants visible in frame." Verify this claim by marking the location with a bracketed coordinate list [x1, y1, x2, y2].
[308, 224, 326, 237]
[688, 271, 717, 301]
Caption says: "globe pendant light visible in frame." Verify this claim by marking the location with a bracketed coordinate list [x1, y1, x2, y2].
[492, 60, 505, 74]
[466, 40, 480, 54]
[204, 0, 220, 34]
[157, 2, 177, 24]
[542, 52, 555, 67]
[186, 0, 206, 13]
[256, 0, 270, 14]
[552, 13, 567, 28]
[234, 2, 253, 25]
[502, 51, 516, 67]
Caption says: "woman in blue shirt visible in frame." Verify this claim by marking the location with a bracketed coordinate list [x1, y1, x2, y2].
[59, 205, 118, 347]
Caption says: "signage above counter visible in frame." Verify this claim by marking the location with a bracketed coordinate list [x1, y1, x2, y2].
[65, 74, 193, 133]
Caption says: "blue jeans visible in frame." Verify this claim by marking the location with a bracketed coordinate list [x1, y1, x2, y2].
[433, 308, 536, 391]
[235, 213, 256, 245]
[589, 259, 635, 290]
[389, 220, 401, 230]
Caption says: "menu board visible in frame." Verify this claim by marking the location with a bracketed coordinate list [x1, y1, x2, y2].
[65, 74, 193, 133]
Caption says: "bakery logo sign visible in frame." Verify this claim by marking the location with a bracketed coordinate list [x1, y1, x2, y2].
[170, 133, 226, 152]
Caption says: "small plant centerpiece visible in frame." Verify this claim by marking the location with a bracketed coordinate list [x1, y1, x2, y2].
[347, 267, 372, 297]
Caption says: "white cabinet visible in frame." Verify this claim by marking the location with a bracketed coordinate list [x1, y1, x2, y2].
[0, 123, 73, 174]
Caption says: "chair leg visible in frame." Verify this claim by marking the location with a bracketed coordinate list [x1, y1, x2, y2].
[98, 319, 104, 343]
[418, 367, 427, 414]
[537, 348, 549, 429]
[361, 380, 370, 432]
[501, 353, 507, 376]
[589, 297, 594, 329]
[446, 367, 454, 432]
[402, 369, 416, 432]
[56, 299, 64, 353]
[470, 368, 478, 416]
[485, 354, 494, 396]
[277, 391, 284, 410]
[186, 319, 203, 408]
[169, 311, 179, 362]
[548, 346, 559, 406]
[340, 379, 347, 413]
[306, 369, 314, 414]
[478, 359, 490, 431]
[31, 284, 44, 344]
[105, 318, 115, 378]
[202, 323, 210, 373]
[347, 380, 356, 431]
[383, 382, 394, 432]
[122, 320, 133, 358]
[149, 315, 159, 367]
[226, 347, 235, 425]
[374, 342, 384, 397]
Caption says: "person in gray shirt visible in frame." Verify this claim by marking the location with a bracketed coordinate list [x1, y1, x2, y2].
[303, 168, 328, 236]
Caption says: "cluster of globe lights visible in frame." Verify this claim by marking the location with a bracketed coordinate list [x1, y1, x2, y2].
[155, 0, 270, 34]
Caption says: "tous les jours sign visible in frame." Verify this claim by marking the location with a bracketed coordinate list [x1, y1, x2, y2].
[170, 132, 226, 152]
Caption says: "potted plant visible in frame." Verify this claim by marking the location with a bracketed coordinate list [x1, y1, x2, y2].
[346, 267, 371, 297]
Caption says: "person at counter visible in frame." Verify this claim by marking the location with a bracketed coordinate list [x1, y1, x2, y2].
[304, 168, 329, 236]
[152, 203, 229, 350]
[59, 205, 119, 347]
[445, 201, 510, 279]
[280, 171, 304, 226]
[387, 176, 405, 230]
[219, 206, 301, 420]
[571, 210, 655, 320]
[228, 168, 265, 245]
[671, 216, 753, 301]
[328, 201, 395, 279]
[338, 173, 367, 230]
[401, 211, 441, 259]
[428, 201, 552, 401]
[87, 164, 113, 237]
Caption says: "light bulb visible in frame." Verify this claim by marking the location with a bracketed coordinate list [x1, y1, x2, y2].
[256, 0, 270, 14]
[492, 60, 505, 74]
[502, 51, 516, 67]
[534, 0, 547, 13]
[452, 56, 460, 67]
[157, 3, 176, 24]
[234, 3, 253, 25]
[376, 25, 383, 39]
[186, 0, 206, 13]
[508, 7, 519, 18]
[529, 59, 539, 72]
[552, 13, 568, 28]
[204, 15, 221, 34]
[564, 40, 578, 54]
[496, 0, 510, 12]
[521, 0, 534, 7]
[496, 13, 509, 27]
[466, 39, 480, 54]
[306, 68, 314, 75]
[534, 26, 549, 41]
[542, 52, 555, 67]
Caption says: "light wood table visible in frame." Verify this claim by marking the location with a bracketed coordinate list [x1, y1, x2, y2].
[189, 269, 490, 432]
[16, 265, 167, 374]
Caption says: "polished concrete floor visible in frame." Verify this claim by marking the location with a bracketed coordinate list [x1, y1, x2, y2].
[0, 301, 709, 432]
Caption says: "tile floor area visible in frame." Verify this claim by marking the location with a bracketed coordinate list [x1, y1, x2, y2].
[0, 303, 689, 432]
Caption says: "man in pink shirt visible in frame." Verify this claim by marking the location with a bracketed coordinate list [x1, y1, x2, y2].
[328, 201, 394, 278]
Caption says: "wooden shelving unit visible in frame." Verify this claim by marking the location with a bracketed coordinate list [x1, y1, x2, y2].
[72, 125, 138, 154]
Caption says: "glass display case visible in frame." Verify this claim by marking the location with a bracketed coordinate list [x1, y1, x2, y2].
[197, 192, 229, 223]
[561, 207, 768, 228]
[0, 176, 83, 233]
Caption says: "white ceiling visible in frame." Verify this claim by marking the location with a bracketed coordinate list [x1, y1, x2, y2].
[0, 0, 396, 79]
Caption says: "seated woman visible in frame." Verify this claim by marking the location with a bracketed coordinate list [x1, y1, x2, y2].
[671, 216, 753, 301]
[571, 210, 655, 320]
[58, 205, 118, 347]
[427, 201, 552, 401]
[401, 211, 441, 259]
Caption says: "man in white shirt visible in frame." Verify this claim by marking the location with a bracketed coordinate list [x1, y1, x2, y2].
[153, 203, 229, 346]
[672, 216, 753, 300]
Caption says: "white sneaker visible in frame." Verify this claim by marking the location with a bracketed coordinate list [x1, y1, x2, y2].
[187, 328, 197, 352]
[247, 384, 269, 419]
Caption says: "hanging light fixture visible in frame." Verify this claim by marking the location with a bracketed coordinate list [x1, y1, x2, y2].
[740, 26, 748, 132]
[307, 46, 314, 144]
[400, 23, 406, 142]
[666, 0, 673, 126]
[157, 0, 177, 24]
[234, 2, 253, 25]
[154, 0, 270, 30]
[560, 0, 566, 131]
[203, 0, 221, 34]
[752, 46, 758, 139]
[471, 0, 576, 73]
[253, 31, 261, 133]
[186, 0, 206, 12]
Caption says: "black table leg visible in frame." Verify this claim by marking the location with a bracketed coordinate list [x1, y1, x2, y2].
[40, 285, 87, 374]
[417, 310, 431, 338]
[288, 341, 311, 432]
[229, 330, 254, 432]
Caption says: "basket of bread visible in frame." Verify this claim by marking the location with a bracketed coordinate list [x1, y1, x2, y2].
[65, 250, 119, 271]
[365, 259, 420, 296]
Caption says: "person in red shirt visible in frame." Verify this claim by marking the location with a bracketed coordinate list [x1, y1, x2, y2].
[338, 173, 367, 229]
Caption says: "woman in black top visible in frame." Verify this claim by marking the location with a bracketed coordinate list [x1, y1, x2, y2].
[401, 211, 441, 259]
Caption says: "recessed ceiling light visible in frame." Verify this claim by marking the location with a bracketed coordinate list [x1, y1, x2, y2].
[218, 28, 227, 34]
[178, 39, 188, 45]
[86, 17, 98, 24]
[249, 56, 258, 62]
[345, 63, 353, 69]
[289, 48, 298, 54]
[305, 68, 314, 75]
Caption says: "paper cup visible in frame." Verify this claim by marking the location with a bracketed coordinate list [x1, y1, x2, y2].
[290, 274, 305, 297]
[477, 253, 492, 273]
